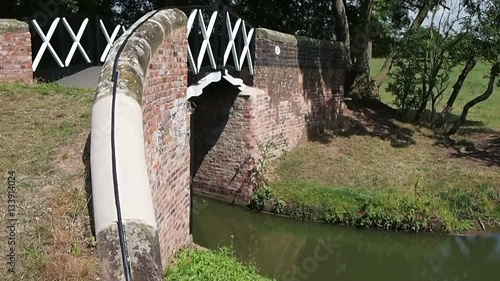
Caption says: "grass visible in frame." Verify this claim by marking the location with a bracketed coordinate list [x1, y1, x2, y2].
[253, 59, 500, 233]
[165, 247, 274, 281]
[0, 83, 99, 280]
[371, 58, 500, 131]
[261, 132, 500, 233]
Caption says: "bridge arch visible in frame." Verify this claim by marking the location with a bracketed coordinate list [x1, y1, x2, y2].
[91, 9, 191, 280]
[90, 7, 346, 280]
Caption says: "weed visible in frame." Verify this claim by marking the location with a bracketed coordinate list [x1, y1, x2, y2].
[251, 187, 275, 210]
[273, 199, 287, 214]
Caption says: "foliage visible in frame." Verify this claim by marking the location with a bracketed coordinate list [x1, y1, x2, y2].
[443, 0, 500, 134]
[165, 247, 274, 281]
[251, 187, 275, 211]
[386, 29, 429, 115]
[273, 198, 287, 214]
[387, 6, 463, 124]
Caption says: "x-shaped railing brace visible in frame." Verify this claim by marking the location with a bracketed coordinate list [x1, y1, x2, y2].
[99, 20, 126, 63]
[223, 12, 255, 75]
[62, 17, 91, 67]
[31, 18, 64, 71]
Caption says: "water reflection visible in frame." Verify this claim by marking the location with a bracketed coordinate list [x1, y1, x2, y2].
[192, 196, 500, 281]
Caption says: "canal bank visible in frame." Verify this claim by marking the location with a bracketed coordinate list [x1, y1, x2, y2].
[249, 180, 500, 234]
[245, 124, 500, 234]
[193, 196, 500, 281]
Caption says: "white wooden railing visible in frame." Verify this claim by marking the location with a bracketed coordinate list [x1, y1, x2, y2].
[30, 17, 126, 71]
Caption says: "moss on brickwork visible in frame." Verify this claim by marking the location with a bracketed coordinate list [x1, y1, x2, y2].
[0, 19, 29, 33]
[96, 221, 163, 280]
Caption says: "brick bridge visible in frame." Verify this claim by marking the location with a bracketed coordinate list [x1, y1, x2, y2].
[0, 7, 346, 281]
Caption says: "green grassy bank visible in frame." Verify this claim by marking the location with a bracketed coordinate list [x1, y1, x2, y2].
[252, 128, 500, 234]
[0, 83, 99, 280]
[166, 247, 274, 281]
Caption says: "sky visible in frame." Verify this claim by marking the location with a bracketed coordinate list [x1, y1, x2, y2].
[419, 0, 465, 32]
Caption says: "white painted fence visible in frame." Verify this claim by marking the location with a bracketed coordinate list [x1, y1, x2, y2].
[30, 17, 127, 71]
[186, 8, 255, 76]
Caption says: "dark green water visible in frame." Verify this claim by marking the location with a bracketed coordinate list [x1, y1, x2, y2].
[192, 196, 500, 281]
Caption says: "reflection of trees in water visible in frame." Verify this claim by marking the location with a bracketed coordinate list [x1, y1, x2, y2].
[421, 234, 500, 281]
[193, 198, 500, 281]
[297, 232, 500, 281]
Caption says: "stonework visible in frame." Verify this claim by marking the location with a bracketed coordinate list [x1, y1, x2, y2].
[92, 9, 191, 280]
[0, 19, 33, 83]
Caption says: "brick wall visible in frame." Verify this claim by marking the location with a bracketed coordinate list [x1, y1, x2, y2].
[142, 27, 192, 266]
[191, 81, 258, 204]
[191, 29, 346, 205]
[253, 28, 345, 156]
[0, 19, 33, 83]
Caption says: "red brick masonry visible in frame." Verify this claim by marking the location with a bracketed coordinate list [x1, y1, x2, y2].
[191, 28, 346, 205]
[143, 27, 192, 266]
[0, 19, 33, 83]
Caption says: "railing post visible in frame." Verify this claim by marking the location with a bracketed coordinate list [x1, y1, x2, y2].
[95, 15, 101, 66]
[219, 6, 227, 71]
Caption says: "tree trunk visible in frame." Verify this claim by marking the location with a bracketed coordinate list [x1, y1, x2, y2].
[441, 58, 477, 118]
[374, 0, 437, 88]
[345, 0, 374, 97]
[447, 63, 500, 136]
[352, 0, 374, 74]
[333, 0, 352, 68]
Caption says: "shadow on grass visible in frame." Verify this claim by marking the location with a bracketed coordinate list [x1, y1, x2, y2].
[311, 101, 416, 148]
[82, 132, 95, 237]
[435, 135, 500, 167]
[311, 97, 495, 150]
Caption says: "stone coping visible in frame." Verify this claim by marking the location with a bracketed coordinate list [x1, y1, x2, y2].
[0, 19, 29, 34]
[256, 27, 343, 48]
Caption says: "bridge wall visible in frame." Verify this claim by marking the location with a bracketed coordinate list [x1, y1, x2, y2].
[0, 19, 33, 83]
[143, 22, 192, 267]
[91, 9, 190, 280]
[253, 28, 346, 156]
[191, 81, 258, 204]
[191, 28, 346, 205]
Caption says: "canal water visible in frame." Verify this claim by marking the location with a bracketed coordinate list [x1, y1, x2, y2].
[192, 196, 500, 281]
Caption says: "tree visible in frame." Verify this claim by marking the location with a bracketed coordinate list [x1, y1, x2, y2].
[447, 0, 500, 135]
[385, 1, 482, 127]
[439, 32, 479, 125]
[373, 0, 444, 90]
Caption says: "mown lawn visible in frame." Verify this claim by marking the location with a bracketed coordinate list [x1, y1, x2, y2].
[260, 60, 500, 233]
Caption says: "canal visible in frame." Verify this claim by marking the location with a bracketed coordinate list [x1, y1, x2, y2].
[192, 196, 500, 281]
